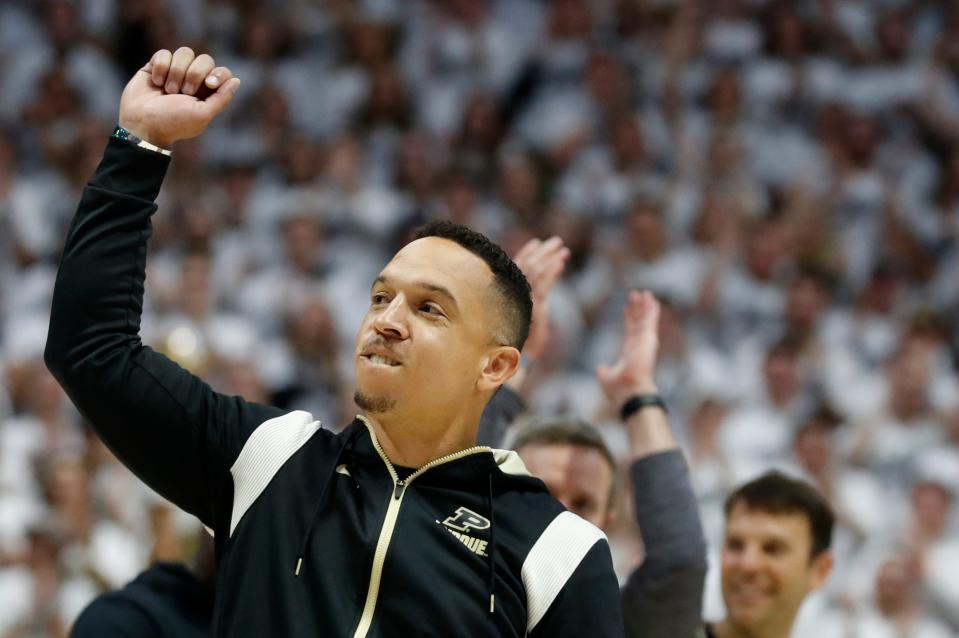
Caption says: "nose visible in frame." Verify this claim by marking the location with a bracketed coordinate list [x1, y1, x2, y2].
[735, 544, 764, 573]
[372, 297, 410, 341]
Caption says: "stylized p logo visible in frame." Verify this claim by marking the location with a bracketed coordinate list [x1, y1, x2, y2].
[442, 507, 491, 532]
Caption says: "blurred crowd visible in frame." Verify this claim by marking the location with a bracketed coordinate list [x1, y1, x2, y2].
[3, 0, 959, 636]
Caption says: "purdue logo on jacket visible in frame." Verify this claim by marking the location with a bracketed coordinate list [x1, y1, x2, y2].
[440, 507, 491, 557]
[442, 507, 491, 532]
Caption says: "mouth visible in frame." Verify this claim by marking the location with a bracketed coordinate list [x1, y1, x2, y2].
[360, 353, 402, 367]
[728, 583, 774, 606]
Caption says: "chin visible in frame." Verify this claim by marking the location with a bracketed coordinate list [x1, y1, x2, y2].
[354, 387, 397, 414]
[355, 375, 398, 399]
[727, 606, 772, 631]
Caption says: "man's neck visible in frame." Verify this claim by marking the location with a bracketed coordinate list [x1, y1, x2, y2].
[363, 411, 480, 469]
[713, 617, 793, 638]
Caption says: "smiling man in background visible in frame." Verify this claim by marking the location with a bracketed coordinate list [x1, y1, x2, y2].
[703, 472, 835, 638]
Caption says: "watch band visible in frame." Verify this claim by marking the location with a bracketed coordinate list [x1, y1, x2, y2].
[620, 394, 667, 421]
[112, 126, 172, 156]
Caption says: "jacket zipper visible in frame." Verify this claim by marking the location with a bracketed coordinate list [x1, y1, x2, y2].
[351, 415, 490, 638]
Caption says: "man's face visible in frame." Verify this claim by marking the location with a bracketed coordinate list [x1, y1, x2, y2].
[354, 237, 502, 419]
[721, 503, 832, 634]
[763, 350, 799, 406]
[911, 482, 952, 536]
[518, 443, 614, 529]
[875, 558, 914, 615]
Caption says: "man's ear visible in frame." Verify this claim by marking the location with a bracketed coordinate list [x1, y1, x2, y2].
[477, 346, 521, 392]
[808, 550, 834, 591]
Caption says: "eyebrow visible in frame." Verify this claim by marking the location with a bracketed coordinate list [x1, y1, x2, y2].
[373, 275, 460, 312]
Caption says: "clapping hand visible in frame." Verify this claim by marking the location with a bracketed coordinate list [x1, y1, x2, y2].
[596, 290, 661, 407]
[512, 236, 570, 361]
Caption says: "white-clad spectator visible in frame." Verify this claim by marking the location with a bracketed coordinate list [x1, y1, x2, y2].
[851, 556, 954, 638]
[719, 337, 815, 476]
[842, 343, 948, 486]
[616, 196, 708, 308]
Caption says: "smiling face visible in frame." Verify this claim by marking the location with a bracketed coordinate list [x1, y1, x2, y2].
[353, 236, 516, 423]
[720, 503, 832, 636]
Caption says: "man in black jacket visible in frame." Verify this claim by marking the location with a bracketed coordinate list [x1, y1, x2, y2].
[69, 531, 215, 638]
[70, 562, 212, 638]
[45, 48, 624, 637]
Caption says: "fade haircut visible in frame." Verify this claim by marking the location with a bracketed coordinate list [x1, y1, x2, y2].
[725, 471, 835, 560]
[414, 220, 532, 349]
[512, 417, 619, 505]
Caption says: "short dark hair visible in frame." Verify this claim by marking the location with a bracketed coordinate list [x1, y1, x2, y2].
[766, 335, 803, 361]
[725, 471, 835, 559]
[512, 417, 618, 503]
[415, 220, 532, 349]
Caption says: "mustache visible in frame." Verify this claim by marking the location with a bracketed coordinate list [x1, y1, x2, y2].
[360, 338, 399, 354]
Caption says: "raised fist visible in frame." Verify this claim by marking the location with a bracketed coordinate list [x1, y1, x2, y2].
[119, 47, 241, 149]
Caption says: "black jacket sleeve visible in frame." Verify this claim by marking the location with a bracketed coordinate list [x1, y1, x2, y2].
[621, 450, 708, 638]
[476, 385, 526, 448]
[69, 563, 212, 638]
[45, 139, 283, 528]
[528, 540, 625, 637]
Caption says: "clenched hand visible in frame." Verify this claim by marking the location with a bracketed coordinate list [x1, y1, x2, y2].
[119, 47, 241, 149]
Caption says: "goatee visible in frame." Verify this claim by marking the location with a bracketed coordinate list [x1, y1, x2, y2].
[354, 390, 396, 413]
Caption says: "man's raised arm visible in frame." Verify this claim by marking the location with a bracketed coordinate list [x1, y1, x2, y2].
[44, 49, 288, 529]
[597, 291, 708, 638]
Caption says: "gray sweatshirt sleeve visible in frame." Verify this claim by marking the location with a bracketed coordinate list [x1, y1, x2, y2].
[622, 450, 707, 638]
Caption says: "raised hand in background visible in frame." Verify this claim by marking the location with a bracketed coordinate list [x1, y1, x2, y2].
[512, 236, 570, 362]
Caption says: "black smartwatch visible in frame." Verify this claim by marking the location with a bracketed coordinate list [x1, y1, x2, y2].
[620, 394, 667, 421]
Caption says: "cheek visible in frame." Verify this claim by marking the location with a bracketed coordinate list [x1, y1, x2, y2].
[355, 315, 375, 346]
[777, 559, 812, 591]
[720, 548, 738, 568]
[421, 333, 482, 372]
[720, 556, 737, 582]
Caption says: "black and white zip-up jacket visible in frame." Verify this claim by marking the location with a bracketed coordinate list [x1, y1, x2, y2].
[45, 138, 625, 638]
